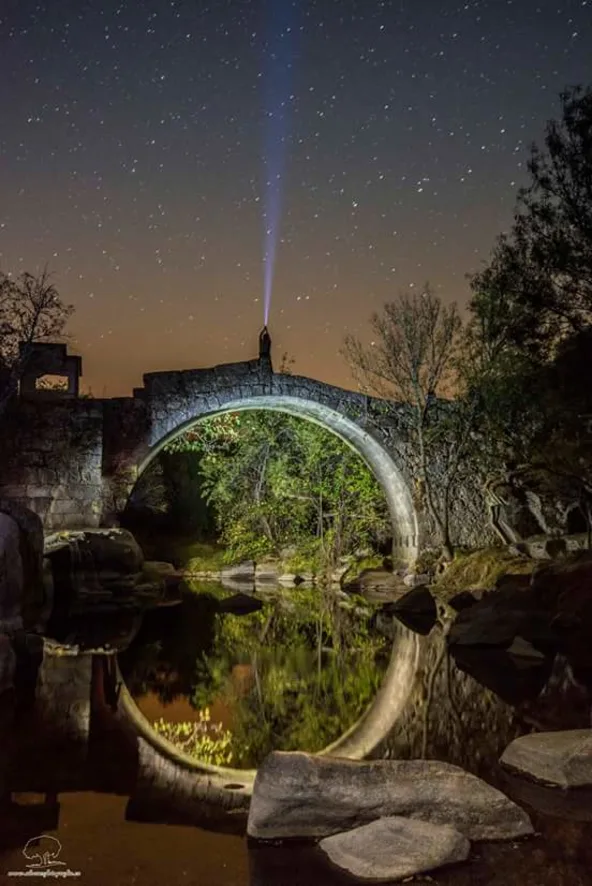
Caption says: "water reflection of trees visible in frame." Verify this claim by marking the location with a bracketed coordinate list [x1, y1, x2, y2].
[119, 584, 390, 768]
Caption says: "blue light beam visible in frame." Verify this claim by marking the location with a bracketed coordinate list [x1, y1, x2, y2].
[261, 0, 298, 326]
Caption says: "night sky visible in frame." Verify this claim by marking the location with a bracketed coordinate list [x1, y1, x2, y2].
[1, 1, 590, 397]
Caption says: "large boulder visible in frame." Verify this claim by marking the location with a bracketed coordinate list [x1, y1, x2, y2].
[0, 633, 16, 694]
[0, 513, 23, 632]
[319, 816, 470, 881]
[220, 560, 255, 582]
[79, 528, 144, 576]
[0, 500, 44, 630]
[501, 770, 592, 822]
[450, 645, 552, 705]
[255, 561, 280, 583]
[448, 555, 592, 670]
[500, 729, 592, 789]
[217, 592, 263, 616]
[246, 751, 533, 842]
[448, 590, 479, 612]
[382, 586, 437, 635]
[45, 528, 144, 598]
[448, 606, 526, 647]
[134, 560, 182, 600]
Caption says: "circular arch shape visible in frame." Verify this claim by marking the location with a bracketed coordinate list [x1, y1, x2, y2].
[117, 622, 421, 799]
[136, 395, 418, 560]
[120, 395, 421, 795]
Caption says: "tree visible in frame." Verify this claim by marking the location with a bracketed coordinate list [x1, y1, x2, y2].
[342, 287, 469, 560]
[0, 268, 74, 414]
[469, 85, 592, 359]
[464, 87, 592, 542]
[165, 411, 390, 567]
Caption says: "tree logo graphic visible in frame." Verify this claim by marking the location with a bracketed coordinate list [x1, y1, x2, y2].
[6, 833, 82, 878]
[22, 835, 65, 868]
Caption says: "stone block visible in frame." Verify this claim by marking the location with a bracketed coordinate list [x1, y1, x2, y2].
[25, 485, 55, 499]
[52, 500, 82, 516]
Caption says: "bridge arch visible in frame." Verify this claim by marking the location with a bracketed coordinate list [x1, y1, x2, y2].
[134, 394, 418, 562]
[117, 386, 423, 785]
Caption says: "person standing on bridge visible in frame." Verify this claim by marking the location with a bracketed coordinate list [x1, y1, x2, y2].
[259, 325, 271, 359]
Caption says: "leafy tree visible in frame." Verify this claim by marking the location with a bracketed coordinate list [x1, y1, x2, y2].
[165, 411, 390, 568]
[463, 87, 592, 541]
[342, 287, 474, 560]
[0, 268, 74, 415]
[469, 85, 592, 359]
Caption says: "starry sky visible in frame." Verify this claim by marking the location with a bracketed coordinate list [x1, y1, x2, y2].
[1, 0, 590, 397]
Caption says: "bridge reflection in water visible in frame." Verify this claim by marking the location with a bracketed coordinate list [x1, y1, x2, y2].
[1, 605, 591, 886]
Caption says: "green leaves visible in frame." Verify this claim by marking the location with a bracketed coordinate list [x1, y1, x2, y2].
[469, 85, 592, 359]
[152, 712, 234, 766]
[164, 410, 389, 568]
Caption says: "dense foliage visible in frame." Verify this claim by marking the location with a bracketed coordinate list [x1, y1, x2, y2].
[122, 584, 388, 768]
[343, 287, 470, 560]
[469, 85, 592, 361]
[463, 85, 592, 534]
[164, 411, 391, 569]
[152, 710, 233, 767]
[342, 84, 592, 554]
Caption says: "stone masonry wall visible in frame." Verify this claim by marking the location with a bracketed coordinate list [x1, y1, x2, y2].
[0, 398, 105, 530]
[0, 358, 494, 550]
[139, 361, 494, 552]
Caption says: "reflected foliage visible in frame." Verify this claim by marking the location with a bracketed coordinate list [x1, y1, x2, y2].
[120, 583, 389, 768]
[152, 711, 234, 767]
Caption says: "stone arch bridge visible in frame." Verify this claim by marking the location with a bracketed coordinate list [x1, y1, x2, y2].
[0, 350, 488, 558]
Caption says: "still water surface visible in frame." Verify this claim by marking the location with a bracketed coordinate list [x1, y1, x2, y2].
[1, 580, 591, 885]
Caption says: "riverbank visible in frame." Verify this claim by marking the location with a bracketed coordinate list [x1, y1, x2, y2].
[124, 529, 390, 589]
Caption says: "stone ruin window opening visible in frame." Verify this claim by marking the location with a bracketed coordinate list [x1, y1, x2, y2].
[18, 342, 82, 399]
[34, 374, 70, 392]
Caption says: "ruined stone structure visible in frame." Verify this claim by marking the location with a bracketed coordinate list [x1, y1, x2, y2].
[0, 343, 492, 558]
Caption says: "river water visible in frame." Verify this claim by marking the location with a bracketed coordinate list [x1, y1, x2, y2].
[1, 580, 591, 885]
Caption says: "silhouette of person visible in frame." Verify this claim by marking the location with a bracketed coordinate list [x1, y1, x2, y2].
[259, 325, 271, 359]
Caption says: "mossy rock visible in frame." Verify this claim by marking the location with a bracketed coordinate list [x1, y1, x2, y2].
[432, 547, 537, 602]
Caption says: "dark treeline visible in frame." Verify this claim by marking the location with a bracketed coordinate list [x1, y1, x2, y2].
[345, 85, 592, 560]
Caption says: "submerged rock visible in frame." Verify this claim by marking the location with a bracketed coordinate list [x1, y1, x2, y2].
[383, 585, 437, 635]
[0, 513, 23, 632]
[500, 729, 592, 789]
[448, 590, 479, 612]
[501, 770, 592, 822]
[255, 562, 280, 583]
[218, 592, 263, 616]
[0, 633, 16, 694]
[450, 644, 552, 705]
[0, 500, 44, 631]
[45, 528, 144, 598]
[448, 607, 525, 647]
[403, 572, 431, 588]
[319, 815, 470, 882]
[246, 751, 533, 842]
[220, 560, 255, 582]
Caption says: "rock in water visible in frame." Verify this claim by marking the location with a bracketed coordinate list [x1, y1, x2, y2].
[0, 501, 44, 630]
[384, 585, 437, 635]
[220, 561, 255, 582]
[500, 729, 592, 789]
[0, 633, 16, 694]
[218, 592, 263, 616]
[0, 513, 23, 631]
[319, 816, 470, 882]
[448, 607, 525, 647]
[448, 590, 479, 612]
[247, 751, 533, 841]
